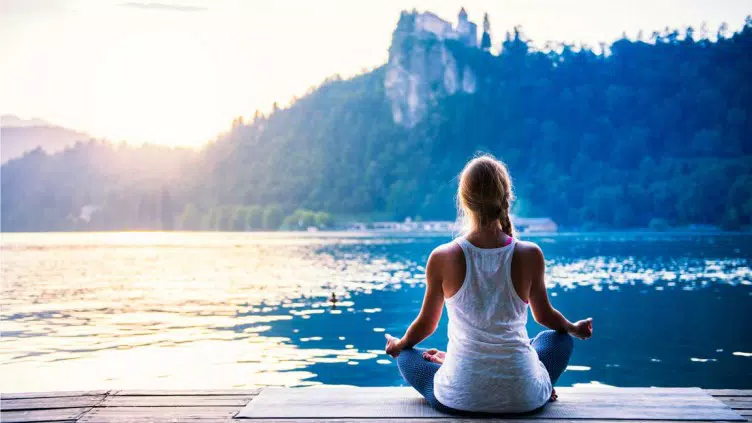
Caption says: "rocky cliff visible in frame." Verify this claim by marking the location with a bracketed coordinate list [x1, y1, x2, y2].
[385, 10, 478, 128]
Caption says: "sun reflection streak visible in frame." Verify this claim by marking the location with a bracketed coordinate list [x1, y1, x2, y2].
[1, 232, 750, 391]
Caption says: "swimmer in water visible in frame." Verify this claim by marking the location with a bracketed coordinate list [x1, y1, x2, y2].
[329, 292, 338, 309]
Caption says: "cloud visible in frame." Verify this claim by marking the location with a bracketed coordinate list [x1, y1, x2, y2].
[119, 2, 207, 12]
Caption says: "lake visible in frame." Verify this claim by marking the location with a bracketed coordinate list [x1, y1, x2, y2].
[1, 231, 751, 392]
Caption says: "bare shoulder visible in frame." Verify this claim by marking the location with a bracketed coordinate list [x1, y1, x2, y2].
[513, 240, 545, 266]
[429, 241, 463, 265]
[427, 241, 464, 276]
[510, 240, 545, 294]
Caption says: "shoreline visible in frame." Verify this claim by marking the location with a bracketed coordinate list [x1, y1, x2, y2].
[1, 228, 751, 236]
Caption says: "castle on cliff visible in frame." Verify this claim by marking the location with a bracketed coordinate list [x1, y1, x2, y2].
[385, 8, 480, 128]
[412, 7, 478, 47]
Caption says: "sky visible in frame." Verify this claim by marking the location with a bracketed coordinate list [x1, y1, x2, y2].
[1, 0, 750, 147]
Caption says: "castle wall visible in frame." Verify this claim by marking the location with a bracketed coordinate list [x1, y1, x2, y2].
[415, 12, 452, 39]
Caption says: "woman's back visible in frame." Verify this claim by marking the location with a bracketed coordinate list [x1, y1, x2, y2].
[386, 155, 591, 415]
[433, 236, 552, 413]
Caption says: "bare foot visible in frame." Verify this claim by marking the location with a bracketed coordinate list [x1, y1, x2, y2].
[549, 388, 558, 402]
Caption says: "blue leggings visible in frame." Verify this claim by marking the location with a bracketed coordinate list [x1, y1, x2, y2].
[396, 330, 574, 413]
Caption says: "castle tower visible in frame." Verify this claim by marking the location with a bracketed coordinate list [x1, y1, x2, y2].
[455, 7, 478, 47]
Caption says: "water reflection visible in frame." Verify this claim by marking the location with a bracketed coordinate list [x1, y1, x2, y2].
[1, 232, 750, 391]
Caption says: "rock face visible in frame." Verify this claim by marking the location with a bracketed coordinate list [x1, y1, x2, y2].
[385, 9, 478, 128]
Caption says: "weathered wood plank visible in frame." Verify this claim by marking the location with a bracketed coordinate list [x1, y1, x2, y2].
[238, 387, 744, 421]
[716, 397, 752, 410]
[2, 387, 749, 423]
[2, 421, 77, 423]
[1, 395, 104, 411]
[722, 398, 752, 409]
[111, 389, 259, 396]
[231, 420, 750, 423]
[78, 406, 237, 423]
[708, 390, 752, 397]
[102, 395, 249, 407]
[1, 391, 107, 400]
[0, 407, 89, 423]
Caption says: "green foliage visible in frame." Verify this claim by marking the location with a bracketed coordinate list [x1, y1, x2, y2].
[262, 205, 284, 230]
[230, 207, 247, 231]
[177, 203, 201, 230]
[246, 205, 264, 230]
[314, 211, 333, 227]
[481, 13, 492, 50]
[2, 18, 752, 232]
[282, 209, 315, 230]
[281, 209, 334, 230]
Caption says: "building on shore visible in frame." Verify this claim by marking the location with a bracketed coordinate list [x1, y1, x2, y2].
[370, 219, 457, 232]
[346, 216, 557, 233]
[513, 217, 558, 233]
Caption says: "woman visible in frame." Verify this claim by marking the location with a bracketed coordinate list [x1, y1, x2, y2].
[385, 155, 593, 414]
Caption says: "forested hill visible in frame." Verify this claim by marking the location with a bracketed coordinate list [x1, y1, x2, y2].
[2, 13, 751, 232]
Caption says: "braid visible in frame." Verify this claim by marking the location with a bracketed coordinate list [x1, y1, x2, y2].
[458, 154, 516, 237]
[499, 177, 516, 238]
[499, 198, 515, 237]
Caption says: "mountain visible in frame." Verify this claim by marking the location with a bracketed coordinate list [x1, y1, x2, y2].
[1, 115, 92, 163]
[2, 11, 751, 232]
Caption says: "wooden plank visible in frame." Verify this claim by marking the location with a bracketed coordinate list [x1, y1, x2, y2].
[2, 421, 77, 423]
[1, 395, 104, 411]
[708, 389, 752, 397]
[112, 389, 259, 396]
[1, 407, 89, 423]
[232, 420, 751, 423]
[78, 406, 237, 423]
[101, 395, 249, 407]
[2, 391, 107, 400]
[721, 397, 752, 409]
[717, 396, 752, 408]
[237, 387, 744, 421]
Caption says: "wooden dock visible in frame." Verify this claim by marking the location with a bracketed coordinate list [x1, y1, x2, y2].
[1, 388, 750, 422]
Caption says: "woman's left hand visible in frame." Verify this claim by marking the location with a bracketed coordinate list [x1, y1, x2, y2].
[422, 348, 446, 364]
[385, 334, 404, 358]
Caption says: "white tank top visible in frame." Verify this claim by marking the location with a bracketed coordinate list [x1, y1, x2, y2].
[433, 237, 552, 413]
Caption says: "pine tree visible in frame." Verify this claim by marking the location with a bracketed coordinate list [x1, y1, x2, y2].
[481, 12, 492, 51]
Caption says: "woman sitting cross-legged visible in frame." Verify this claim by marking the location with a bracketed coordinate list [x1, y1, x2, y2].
[385, 155, 593, 415]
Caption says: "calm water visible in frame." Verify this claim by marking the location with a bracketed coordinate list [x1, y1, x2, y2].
[1, 231, 751, 392]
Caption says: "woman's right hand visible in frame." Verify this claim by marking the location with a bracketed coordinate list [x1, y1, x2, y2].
[570, 318, 593, 340]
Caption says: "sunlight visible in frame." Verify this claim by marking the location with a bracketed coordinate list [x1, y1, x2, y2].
[87, 29, 224, 147]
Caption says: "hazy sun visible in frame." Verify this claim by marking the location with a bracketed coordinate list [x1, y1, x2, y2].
[87, 29, 225, 147]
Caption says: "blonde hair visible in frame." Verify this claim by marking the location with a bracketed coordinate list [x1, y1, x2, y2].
[457, 154, 516, 237]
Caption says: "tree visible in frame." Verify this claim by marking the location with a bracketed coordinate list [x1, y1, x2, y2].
[246, 205, 264, 230]
[160, 187, 174, 230]
[481, 13, 492, 51]
[314, 211, 333, 228]
[3, 15, 752, 232]
[231, 207, 247, 231]
[177, 204, 201, 230]
[262, 205, 283, 230]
